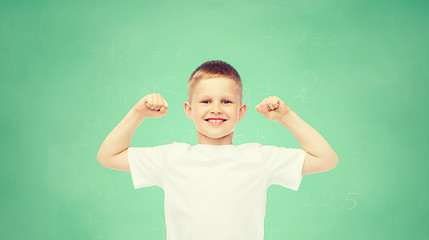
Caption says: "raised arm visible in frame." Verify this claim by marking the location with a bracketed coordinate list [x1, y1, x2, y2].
[278, 110, 338, 175]
[97, 93, 169, 172]
[256, 96, 338, 175]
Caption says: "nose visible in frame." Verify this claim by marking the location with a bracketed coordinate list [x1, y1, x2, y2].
[211, 102, 222, 114]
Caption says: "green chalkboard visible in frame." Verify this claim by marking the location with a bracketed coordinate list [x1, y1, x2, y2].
[1, 0, 428, 239]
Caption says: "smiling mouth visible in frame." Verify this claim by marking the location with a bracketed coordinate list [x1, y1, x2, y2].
[205, 119, 227, 122]
[205, 119, 227, 125]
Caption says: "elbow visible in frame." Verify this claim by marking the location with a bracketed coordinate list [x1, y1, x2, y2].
[97, 152, 108, 167]
[329, 154, 339, 170]
[322, 152, 338, 171]
[97, 157, 105, 167]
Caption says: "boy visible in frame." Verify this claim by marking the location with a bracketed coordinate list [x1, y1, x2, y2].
[97, 60, 338, 240]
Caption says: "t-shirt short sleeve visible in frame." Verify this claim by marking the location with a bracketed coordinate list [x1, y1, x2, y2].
[260, 144, 307, 191]
[128, 143, 172, 189]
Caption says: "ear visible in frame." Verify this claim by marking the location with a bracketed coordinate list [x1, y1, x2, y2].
[239, 103, 247, 121]
[184, 102, 193, 120]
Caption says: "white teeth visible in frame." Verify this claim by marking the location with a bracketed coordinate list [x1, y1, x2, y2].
[208, 119, 223, 123]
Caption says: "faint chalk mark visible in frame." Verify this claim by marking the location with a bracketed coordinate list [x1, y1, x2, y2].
[320, 190, 336, 209]
[296, 32, 306, 45]
[343, 192, 360, 210]
[294, 70, 318, 105]
[264, 27, 276, 39]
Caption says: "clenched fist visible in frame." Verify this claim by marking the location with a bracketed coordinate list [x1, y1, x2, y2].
[255, 96, 291, 122]
[133, 93, 169, 118]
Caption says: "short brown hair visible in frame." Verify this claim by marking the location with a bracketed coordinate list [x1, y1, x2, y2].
[188, 60, 242, 104]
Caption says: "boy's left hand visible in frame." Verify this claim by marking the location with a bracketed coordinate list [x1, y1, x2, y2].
[255, 96, 291, 122]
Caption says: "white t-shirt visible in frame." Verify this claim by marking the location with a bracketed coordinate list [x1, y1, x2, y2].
[128, 142, 306, 240]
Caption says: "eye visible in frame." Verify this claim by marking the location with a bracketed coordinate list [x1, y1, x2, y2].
[201, 100, 231, 104]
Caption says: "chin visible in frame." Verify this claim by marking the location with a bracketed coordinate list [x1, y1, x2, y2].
[198, 130, 233, 139]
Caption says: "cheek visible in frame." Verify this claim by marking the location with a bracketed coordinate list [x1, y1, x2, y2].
[194, 108, 204, 117]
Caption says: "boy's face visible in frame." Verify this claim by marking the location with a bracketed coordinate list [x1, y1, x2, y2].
[184, 77, 247, 145]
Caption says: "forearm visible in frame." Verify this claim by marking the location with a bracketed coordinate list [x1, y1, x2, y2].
[278, 110, 338, 160]
[97, 107, 147, 160]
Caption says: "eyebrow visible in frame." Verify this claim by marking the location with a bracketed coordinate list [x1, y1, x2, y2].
[198, 95, 234, 99]
[198, 95, 234, 100]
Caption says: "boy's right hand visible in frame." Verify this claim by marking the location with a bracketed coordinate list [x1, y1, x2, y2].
[133, 93, 169, 118]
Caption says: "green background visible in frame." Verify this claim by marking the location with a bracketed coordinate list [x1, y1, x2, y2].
[1, 0, 428, 239]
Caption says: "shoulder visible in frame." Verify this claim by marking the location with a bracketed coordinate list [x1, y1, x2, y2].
[171, 141, 193, 152]
[156, 141, 191, 151]
[130, 142, 190, 154]
[171, 141, 191, 148]
[149, 141, 190, 148]
[236, 142, 279, 151]
[235, 142, 283, 153]
[234, 143, 262, 157]
[245, 143, 306, 157]
[236, 142, 262, 148]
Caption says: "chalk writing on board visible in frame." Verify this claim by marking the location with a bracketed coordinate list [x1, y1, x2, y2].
[295, 70, 318, 105]
[296, 32, 340, 45]
[316, 33, 340, 45]
[264, 27, 276, 39]
[302, 190, 360, 210]
[320, 190, 336, 209]
[296, 32, 306, 45]
[343, 192, 360, 210]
